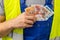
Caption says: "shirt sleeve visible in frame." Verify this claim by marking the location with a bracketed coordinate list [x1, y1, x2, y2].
[0, 0, 4, 16]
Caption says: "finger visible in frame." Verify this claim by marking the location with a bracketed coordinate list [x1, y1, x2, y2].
[26, 16, 35, 20]
[25, 25, 33, 28]
[34, 16, 37, 22]
[25, 12, 35, 16]
[23, 24, 33, 28]
[25, 20, 34, 25]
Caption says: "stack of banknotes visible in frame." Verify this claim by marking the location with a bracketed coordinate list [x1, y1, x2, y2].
[25, 5, 54, 21]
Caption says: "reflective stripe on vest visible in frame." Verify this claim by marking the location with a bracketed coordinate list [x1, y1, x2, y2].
[50, 0, 60, 40]
[2, 0, 23, 40]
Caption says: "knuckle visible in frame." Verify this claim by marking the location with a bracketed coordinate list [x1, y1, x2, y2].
[24, 24, 27, 27]
[23, 19, 26, 23]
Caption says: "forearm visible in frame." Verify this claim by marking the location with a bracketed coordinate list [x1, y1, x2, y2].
[0, 15, 12, 37]
[0, 20, 13, 37]
[0, 1, 13, 37]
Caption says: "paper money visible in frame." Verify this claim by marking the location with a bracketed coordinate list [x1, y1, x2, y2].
[25, 5, 54, 21]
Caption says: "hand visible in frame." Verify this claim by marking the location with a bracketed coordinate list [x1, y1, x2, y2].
[9, 12, 36, 28]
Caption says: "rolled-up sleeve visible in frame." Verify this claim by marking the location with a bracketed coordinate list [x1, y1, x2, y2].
[0, 0, 4, 16]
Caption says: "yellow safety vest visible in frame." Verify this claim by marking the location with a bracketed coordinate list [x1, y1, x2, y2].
[2, 0, 23, 40]
[50, 0, 60, 40]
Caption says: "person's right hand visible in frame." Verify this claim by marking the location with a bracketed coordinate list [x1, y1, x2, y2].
[9, 12, 36, 28]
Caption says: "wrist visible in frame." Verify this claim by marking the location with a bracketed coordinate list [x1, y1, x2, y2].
[3, 20, 14, 29]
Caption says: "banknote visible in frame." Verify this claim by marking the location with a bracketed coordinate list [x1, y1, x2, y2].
[25, 5, 54, 21]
